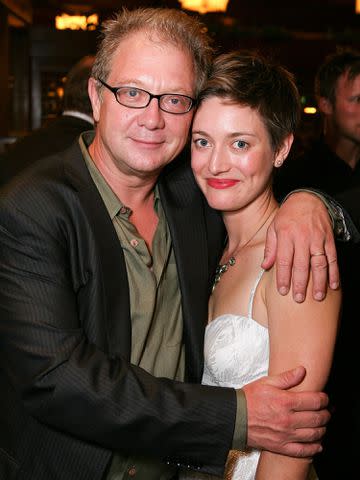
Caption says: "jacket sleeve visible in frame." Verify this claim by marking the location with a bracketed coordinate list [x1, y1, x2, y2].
[335, 187, 360, 243]
[0, 181, 237, 476]
[280, 188, 360, 243]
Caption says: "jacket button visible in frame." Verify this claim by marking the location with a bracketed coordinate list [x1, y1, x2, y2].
[128, 466, 136, 476]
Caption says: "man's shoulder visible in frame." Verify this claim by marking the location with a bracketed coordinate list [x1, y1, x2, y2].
[0, 141, 85, 207]
[51, 114, 94, 138]
[273, 138, 330, 199]
[159, 148, 197, 191]
[0, 119, 89, 187]
[296, 138, 332, 162]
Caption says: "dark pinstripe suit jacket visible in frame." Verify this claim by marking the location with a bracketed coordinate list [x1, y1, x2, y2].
[0, 141, 236, 480]
[0, 115, 93, 188]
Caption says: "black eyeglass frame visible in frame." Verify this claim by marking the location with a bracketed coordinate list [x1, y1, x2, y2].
[97, 78, 196, 115]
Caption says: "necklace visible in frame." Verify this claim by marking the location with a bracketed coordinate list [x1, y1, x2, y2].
[212, 256, 236, 292]
[212, 207, 277, 293]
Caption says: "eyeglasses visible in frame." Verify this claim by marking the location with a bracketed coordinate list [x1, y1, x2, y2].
[97, 78, 195, 115]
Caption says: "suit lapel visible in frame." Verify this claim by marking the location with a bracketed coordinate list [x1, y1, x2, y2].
[159, 161, 212, 381]
[63, 144, 131, 358]
[61, 143, 224, 374]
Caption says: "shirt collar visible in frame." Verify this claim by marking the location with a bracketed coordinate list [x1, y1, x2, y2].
[79, 132, 160, 219]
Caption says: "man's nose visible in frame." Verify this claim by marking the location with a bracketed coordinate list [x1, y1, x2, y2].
[137, 97, 165, 129]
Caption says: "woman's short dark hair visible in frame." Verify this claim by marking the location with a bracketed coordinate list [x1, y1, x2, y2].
[198, 50, 301, 153]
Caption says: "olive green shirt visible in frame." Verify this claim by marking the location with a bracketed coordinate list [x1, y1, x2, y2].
[79, 132, 246, 479]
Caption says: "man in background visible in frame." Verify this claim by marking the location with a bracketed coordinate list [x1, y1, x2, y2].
[0, 55, 94, 187]
[274, 48, 360, 479]
[275, 48, 360, 197]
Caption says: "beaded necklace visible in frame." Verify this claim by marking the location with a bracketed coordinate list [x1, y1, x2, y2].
[212, 208, 277, 292]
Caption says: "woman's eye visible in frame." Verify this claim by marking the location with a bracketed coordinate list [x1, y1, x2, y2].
[194, 138, 209, 147]
[233, 140, 247, 149]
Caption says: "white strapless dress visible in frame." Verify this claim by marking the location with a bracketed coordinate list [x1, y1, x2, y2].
[180, 269, 317, 480]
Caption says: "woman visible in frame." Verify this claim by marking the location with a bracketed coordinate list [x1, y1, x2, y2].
[184, 51, 341, 479]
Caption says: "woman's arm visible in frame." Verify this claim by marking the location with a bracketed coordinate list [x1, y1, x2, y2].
[255, 268, 341, 480]
[262, 192, 339, 303]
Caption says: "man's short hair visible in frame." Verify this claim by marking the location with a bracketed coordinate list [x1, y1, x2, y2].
[315, 48, 360, 105]
[91, 7, 214, 97]
[63, 55, 95, 115]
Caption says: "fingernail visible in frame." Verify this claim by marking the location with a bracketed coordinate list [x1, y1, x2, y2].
[295, 293, 304, 303]
[314, 291, 325, 301]
[330, 282, 339, 290]
[279, 286, 288, 295]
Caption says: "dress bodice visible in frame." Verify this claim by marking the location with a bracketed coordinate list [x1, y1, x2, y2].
[203, 310, 268, 390]
[181, 270, 267, 480]
[203, 270, 267, 480]
[180, 268, 318, 480]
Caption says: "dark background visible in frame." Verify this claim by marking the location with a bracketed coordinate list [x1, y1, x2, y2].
[1, 0, 359, 146]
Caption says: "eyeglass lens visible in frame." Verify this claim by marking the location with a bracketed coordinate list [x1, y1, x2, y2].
[116, 87, 192, 113]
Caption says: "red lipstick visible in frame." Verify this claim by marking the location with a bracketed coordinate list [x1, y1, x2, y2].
[207, 178, 239, 189]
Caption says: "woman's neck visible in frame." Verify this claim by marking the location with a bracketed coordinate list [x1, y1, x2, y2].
[223, 194, 278, 258]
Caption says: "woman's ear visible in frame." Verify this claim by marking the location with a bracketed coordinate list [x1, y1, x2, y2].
[273, 133, 294, 168]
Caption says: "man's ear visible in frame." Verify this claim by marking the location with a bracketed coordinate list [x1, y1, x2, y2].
[317, 96, 333, 115]
[88, 77, 101, 122]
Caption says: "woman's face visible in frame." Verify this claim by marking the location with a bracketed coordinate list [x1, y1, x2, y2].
[191, 97, 287, 213]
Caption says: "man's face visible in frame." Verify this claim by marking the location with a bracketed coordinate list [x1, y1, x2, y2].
[89, 30, 196, 180]
[330, 71, 360, 145]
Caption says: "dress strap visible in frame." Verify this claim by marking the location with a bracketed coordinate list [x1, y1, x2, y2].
[247, 269, 265, 319]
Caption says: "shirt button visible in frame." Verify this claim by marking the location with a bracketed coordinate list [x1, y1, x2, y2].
[128, 466, 136, 476]
[130, 239, 138, 247]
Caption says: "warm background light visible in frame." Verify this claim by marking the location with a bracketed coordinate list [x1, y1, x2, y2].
[356, 0, 360, 14]
[303, 106, 317, 114]
[180, 0, 229, 14]
[55, 13, 98, 30]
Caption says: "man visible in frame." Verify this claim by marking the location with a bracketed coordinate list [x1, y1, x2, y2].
[275, 48, 360, 196]
[0, 8, 352, 480]
[274, 49, 360, 479]
[0, 55, 94, 187]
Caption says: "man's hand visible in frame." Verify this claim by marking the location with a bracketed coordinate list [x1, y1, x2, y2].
[262, 191, 339, 302]
[242, 366, 330, 458]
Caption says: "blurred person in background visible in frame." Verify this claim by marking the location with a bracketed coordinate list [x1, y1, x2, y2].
[275, 48, 360, 196]
[274, 48, 360, 479]
[0, 55, 95, 187]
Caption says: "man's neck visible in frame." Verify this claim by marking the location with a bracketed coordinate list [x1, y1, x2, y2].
[324, 131, 360, 169]
[88, 140, 159, 208]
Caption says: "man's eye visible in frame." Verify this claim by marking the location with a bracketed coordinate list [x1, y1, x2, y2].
[128, 89, 139, 98]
